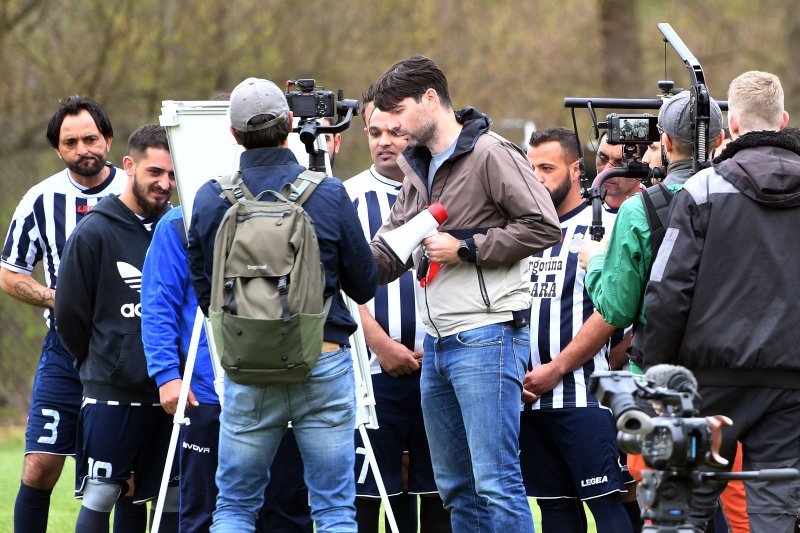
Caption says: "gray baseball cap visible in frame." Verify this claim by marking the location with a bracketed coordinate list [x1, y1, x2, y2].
[229, 78, 290, 132]
[658, 90, 723, 144]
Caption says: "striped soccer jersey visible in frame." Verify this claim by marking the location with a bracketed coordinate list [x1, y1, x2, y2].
[344, 166, 425, 374]
[1, 165, 126, 326]
[526, 202, 618, 410]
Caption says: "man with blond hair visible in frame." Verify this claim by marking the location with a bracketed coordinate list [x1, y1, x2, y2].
[642, 71, 800, 532]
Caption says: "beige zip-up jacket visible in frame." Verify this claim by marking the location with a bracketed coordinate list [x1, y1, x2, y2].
[370, 107, 560, 337]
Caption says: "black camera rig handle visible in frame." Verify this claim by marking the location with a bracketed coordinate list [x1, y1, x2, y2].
[658, 23, 714, 173]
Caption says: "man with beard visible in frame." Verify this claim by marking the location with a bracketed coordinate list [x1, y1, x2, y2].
[55, 124, 179, 532]
[370, 55, 561, 532]
[520, 127, 632, 533]
[0, 96, 135, 533]
[344, 88, 449, 533]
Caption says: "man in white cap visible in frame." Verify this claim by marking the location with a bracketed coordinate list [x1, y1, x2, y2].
[187, 77, 377, 532]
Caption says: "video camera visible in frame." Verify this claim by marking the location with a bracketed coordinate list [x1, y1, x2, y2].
[590, 367, 714, 471]
[286, 79, 335, 119]
[590, 366, 798, 531]
[284, 79, 359, 173]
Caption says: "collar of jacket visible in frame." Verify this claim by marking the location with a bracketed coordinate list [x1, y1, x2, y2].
[239, 146, 302, 170]
[713, 130, 800, 207]
[713, 130, 800, 164]
[401, 106, 492, 183]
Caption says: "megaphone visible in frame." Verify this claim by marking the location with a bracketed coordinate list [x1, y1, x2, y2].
[378, 202, 448, 264]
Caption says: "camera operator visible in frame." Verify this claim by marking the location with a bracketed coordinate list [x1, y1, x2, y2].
[578, 90, 723, 371]
[642, 71, 800, 533]
[370, 55, 561, 532]
[187, 77, 378, 531]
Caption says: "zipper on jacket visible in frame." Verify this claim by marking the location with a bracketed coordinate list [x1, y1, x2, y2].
[475, 265, 491, 308]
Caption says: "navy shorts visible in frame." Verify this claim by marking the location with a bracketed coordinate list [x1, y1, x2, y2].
[354, 370, 437, 497]
[179, 404, 312, 532]
[75, 401, 175, 503]
[519, 407, 626, 500]
[25, 330, 82, 455]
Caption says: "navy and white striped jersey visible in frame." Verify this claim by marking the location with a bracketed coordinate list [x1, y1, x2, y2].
[344, 166, 425, 374]
[1, 165, 126, 326]
[526, 202, 619, 410]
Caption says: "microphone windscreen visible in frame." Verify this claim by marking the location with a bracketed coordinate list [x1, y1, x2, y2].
[645, 364, 698, 393]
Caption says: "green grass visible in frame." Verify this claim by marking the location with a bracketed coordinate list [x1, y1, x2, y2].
[1, 425, 597, 532]
[0, 426, 81, 532]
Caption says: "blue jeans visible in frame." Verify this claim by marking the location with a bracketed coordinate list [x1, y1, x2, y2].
[211, 348, 357, 533]
[421, 322, 534, 532]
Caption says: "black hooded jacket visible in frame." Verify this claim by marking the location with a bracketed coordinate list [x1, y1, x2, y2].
[55, 194, 161, 402]
[642, 131, 800, 389]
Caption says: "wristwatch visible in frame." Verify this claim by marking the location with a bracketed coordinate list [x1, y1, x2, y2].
[457, 240, 470, 262]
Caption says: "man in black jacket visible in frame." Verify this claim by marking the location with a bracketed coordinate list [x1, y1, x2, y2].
[56, 124, 177, 532]
[642, 71, 800, 532]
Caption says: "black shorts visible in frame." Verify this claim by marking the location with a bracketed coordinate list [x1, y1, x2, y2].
[75, 401, 175, 503]
[25, 331, 82, 455]
[519, 407, 626, 500]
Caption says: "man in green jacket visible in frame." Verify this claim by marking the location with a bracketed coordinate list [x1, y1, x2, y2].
[578, 90, 723, 374]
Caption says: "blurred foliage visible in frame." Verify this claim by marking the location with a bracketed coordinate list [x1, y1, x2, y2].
[0, 0, 797, 421]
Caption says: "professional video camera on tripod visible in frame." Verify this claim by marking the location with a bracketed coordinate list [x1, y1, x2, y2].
[590, 366, 799, 533]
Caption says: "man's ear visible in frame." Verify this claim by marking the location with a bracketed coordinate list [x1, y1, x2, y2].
[728, 113, 741, 137]
[229, 126, 241, 145]
[712, 131, 724, 149]
[780, 110, 790, 130]
[569, 159, 582, 182]
[663, 132, 673, 153]
[122, 154, 135, 176]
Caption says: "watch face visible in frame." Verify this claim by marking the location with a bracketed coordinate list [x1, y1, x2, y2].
[458, 243, 469, 259]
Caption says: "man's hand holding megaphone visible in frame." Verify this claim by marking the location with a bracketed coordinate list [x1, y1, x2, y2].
[422, 232, 464, 265]
[378, 202, 451, 287]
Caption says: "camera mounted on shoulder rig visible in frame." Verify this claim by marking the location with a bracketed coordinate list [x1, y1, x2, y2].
[285, 79, 359, 173]
[563, 23, 728, 243]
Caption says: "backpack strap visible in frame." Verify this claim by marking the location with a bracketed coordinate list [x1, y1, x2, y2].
[281, 171, 326, 205]
[218, 170, 255, 204]
[640, 183, 674, 254]
[628, 183, 675, 366]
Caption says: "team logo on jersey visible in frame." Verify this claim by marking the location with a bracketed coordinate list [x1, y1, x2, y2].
[569, 232, 585, 254]
[117, 262, 142, 318]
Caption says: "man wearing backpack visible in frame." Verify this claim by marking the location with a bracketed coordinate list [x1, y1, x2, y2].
[187, 77, 377, 532]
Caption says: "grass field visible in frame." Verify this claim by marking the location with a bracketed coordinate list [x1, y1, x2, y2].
[0, 425, 596, 532]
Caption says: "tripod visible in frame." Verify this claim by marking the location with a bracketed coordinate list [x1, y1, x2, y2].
[640, 466, 799, 532]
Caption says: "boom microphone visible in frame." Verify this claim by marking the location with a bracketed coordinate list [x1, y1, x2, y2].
[378, 203, 448, 264]
[645, 364, 698, 394]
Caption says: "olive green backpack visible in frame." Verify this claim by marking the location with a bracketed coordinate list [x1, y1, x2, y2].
[209, 170, 330, 384]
